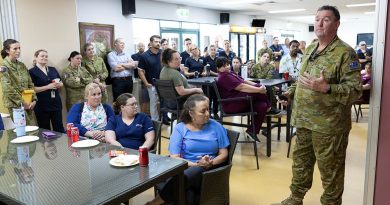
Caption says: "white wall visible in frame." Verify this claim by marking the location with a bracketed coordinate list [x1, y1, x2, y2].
[263, 18, 314, 43]
[229, 13, 253, 27]
[338, 18, 376, 48]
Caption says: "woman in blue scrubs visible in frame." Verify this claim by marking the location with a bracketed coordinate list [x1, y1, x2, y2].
[29, 49, 64, 132]
[105, 93, 155, 150]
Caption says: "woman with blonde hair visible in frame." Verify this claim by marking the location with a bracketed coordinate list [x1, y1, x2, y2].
[67, 82, 114, 140]
[29, 49, 64, 132]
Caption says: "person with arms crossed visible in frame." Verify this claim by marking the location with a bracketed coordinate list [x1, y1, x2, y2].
[275, 5, 362, 205]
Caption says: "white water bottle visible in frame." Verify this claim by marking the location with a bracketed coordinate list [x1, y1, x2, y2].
[13, 105, 26, 137]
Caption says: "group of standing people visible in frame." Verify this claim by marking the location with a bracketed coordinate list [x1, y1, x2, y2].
[0, 39, 109, 133]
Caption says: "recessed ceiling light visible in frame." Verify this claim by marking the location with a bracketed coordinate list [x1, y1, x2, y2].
[346, 3, 376, 7]
[268, 9, 306, 14]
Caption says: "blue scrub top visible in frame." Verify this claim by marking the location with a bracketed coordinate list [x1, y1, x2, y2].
[29, 66, 62, 112]
[169, 119, 230, 162]
[105, 113, 154, 149]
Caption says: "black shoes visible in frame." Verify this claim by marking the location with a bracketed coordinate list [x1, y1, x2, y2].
[246, 130, 260, 142]
[267, 107, 282, 116]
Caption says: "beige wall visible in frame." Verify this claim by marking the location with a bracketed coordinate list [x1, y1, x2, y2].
[15, 0, 79, 69]
[14, 0, 79, 122]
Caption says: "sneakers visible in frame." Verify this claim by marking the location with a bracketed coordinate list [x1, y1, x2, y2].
[271, 195, 303, 205]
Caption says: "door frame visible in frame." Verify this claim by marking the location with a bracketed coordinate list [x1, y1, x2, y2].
[160, 28, 200, 52]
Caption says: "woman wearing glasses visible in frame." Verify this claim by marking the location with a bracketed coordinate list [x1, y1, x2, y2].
[105, 93, 155, 149]
[67, 83, 114, 141]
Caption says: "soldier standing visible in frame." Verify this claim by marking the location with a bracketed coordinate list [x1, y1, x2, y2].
[82, 43, 109, 103]
[276, 5, 362, 205]
[63, 51, 93, 110]
[0, 39, 37, 125]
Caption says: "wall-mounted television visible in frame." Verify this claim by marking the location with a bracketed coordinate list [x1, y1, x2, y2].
[357, 33, 374, 47]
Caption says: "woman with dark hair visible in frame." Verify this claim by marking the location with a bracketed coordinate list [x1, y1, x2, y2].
[82, 43, 109, 103]
[105, 93, 155, 149]
[67, 83, 114, 140]
[160, 48, 203, 96]
[62, 51, 93, 110]
[0, 39, 37, 125]
[146, 94, 229, 205]
[216, 57, 272, 141]
[29, 49, 64, 132]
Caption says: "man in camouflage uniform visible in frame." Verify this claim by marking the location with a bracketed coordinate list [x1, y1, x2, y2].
[62, 62, 93, 110]
[275, 5, 362, 205]
[257, 39, 273, 63]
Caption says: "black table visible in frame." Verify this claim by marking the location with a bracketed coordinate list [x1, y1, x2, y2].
[187, 76, 216, 86]
[0, 129, 187, 205]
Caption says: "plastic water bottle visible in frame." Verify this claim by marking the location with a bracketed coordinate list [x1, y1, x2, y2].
[13, 105, 26, 137]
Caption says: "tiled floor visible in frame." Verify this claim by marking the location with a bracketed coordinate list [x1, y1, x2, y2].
[129, 108, 368, 205]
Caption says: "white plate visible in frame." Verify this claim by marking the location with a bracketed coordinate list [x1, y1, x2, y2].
[13, 126, 39, 133]
[71, 139, 100, 148]
[0, 113, 10, 118]
[10, 135, 39, 143]
[109, 155, 139, 167]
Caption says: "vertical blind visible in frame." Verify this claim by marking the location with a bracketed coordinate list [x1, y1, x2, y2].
[0, 0, 18, 42]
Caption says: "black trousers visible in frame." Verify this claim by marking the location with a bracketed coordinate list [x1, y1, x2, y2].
[158, 166, 205, 205]
[35, 109, 65, 133]
[112, 78, 133, 101]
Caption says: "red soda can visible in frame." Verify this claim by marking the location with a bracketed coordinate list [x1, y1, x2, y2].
[66, 123, 74, 137]
[71, 127, 79, 142]
[283, 71, 289, 80]
[139, 146, 149, 167]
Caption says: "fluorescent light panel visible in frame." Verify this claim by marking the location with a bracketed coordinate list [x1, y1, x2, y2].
[346, 3, 376, 7]
[364, 11, 375, 14]
[221, 0, 268, 5]
[268, 9, 306, 14]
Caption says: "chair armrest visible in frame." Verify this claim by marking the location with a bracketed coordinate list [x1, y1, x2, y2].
[218, 96, 252, 103]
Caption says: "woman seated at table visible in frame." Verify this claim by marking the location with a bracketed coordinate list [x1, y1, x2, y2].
[251, 50, 275, 79]
[105, 93, 155, 150]
[146, 94, 230, 205]
[216, 57, 273, 141]
[67, 82, 115, 140]
[160, 48, 203, 109]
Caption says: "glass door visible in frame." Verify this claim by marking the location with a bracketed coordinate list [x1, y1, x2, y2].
[160, 32, 180, 51]
[239, 34, 248, 63]
[161, 28, 199, 52]
[249, 34, 256, 62]
[230, 33, 238, 54]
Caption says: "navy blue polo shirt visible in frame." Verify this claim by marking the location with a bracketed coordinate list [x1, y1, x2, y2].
[138, 49, 162, 85]
[218, 50, 236, 63]
[29, 66, 62, 112]
[185, 57, 206, 74]
[180, 51, 191, 64]
[269, 44, 284, 61]
[204, 56, 217, 73]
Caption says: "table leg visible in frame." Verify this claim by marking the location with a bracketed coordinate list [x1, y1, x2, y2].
[267, 116, 272, 157]
[171, 172, 185, 205]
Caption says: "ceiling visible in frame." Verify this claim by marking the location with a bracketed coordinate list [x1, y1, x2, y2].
[151, 0, 377, 24]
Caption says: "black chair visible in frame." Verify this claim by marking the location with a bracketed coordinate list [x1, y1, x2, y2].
[197, 129, 239, 205]
[149, 120, 162, 154]
[212, 81, 260, 169]
[154, 79, 186, 154]
[353, 99, 369, 122]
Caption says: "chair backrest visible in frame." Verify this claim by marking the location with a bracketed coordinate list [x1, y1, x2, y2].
[199, 164, 232, 205]
[211, 80, 222, 102]
[226, 129, 240, 164]
[154, 79, 181, 101]
[149, 120, 162, 154]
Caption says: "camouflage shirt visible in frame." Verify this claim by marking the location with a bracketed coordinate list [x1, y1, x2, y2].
[62, 64, 93, 110]
[0, 57, 37, 108]
[82, 55, 108, 82]
[288, 36, 362, 134]
[251, 62, 274, 79]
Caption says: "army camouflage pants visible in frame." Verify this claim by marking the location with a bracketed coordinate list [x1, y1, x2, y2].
[290, 128, 349, 205]
[8, 108, 37, 126]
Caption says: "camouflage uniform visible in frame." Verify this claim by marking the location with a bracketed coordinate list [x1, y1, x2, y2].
[251, 62, 277, 106]
[0, 57, 37, 125]
[62, 64, 92, 110]
[251, 62, 274, 79]
[257, 47, 273, 62]
[285, 36, 362, 205]
[82, 56, 108, 103]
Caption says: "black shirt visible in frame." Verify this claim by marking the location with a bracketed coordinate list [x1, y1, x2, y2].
[180, 51, 191, 64]
[204, 56, 217, 73]
[29, 66, 62, 111]
[138, 49, 162, 85]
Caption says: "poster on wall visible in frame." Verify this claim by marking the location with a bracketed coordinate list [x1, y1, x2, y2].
[78, 22, 114, 57]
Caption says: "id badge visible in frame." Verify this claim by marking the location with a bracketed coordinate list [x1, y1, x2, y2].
[51, 90, 55, 98]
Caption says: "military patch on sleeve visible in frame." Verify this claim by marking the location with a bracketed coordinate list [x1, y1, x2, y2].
[349, 61, 360, 70]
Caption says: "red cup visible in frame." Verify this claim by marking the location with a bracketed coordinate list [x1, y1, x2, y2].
[283, 72, 289, 80]
[139, 146, 149, 167]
